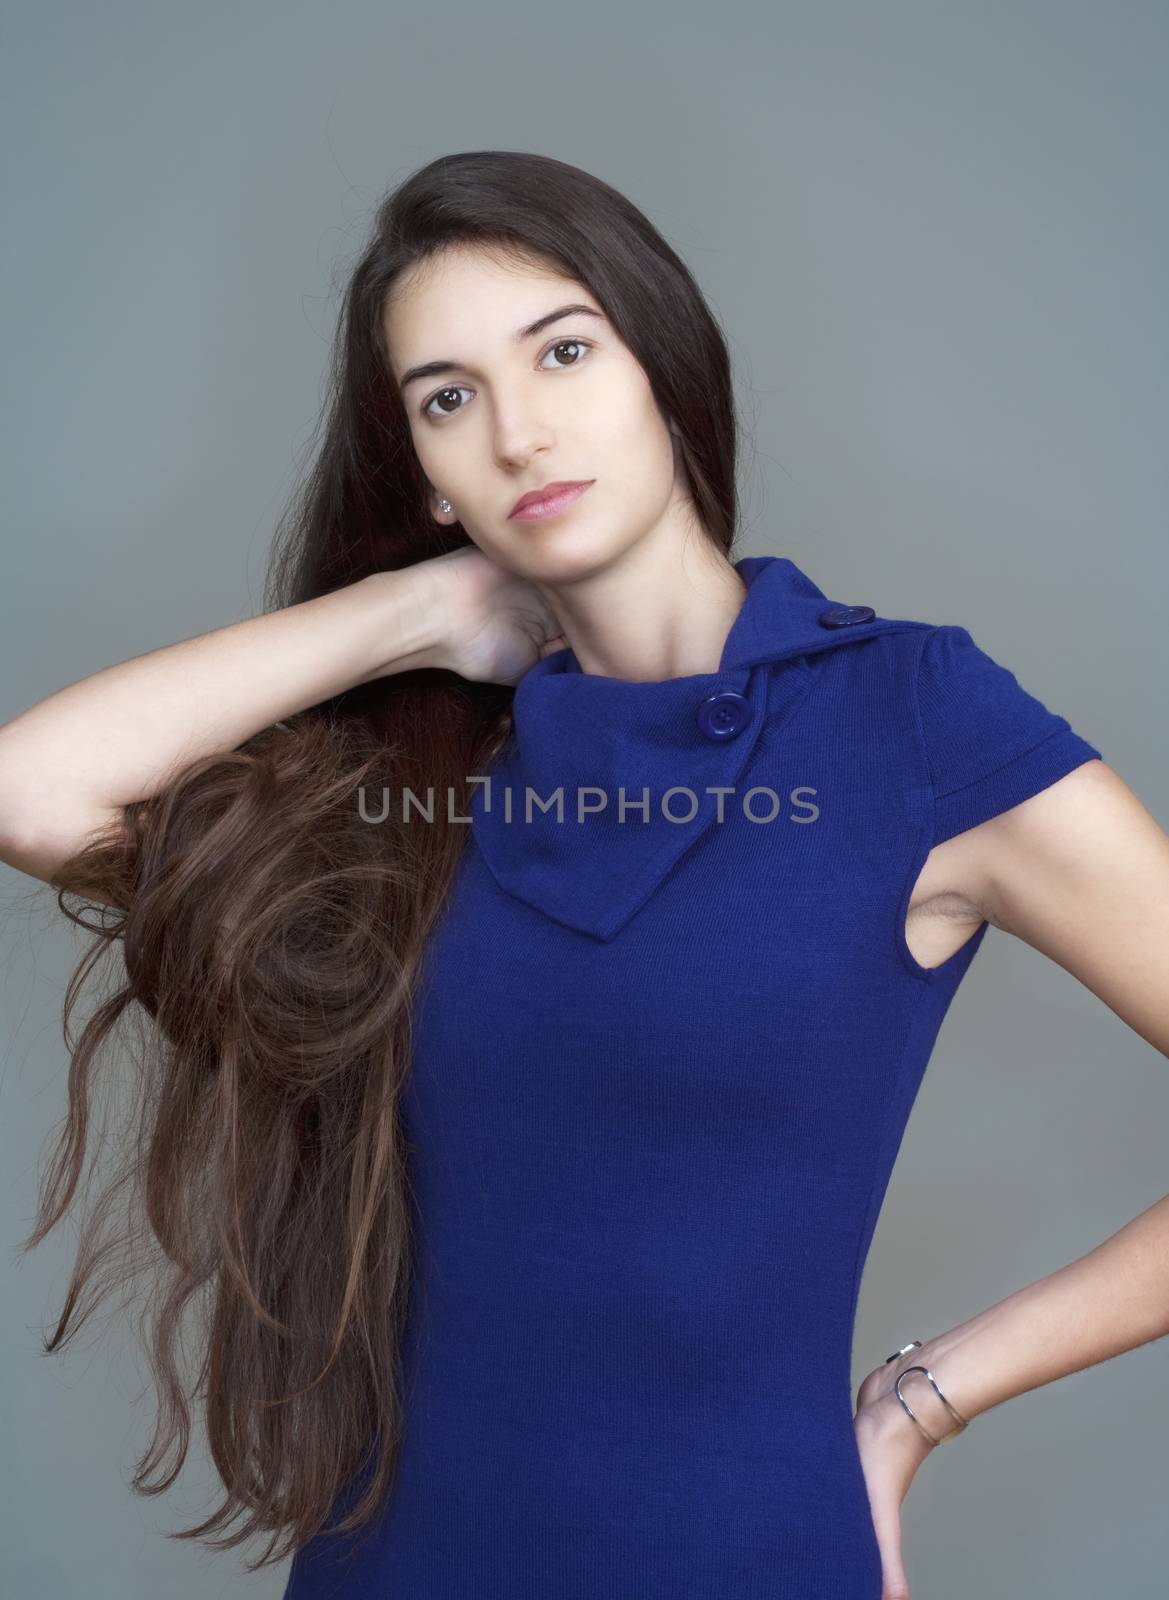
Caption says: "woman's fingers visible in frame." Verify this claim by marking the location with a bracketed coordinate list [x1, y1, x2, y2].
[854, 1394, 935, 1600]
[869, 1492, 910, 1600]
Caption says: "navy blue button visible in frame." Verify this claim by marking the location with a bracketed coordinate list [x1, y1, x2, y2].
[818, 604, 876, 628]
[696, 690, 750, 740]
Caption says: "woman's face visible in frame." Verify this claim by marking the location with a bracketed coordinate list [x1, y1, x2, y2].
[382, 245, 690, 582]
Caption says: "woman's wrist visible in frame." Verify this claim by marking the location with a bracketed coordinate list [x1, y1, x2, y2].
[884, 1340, 970, 1442]
[880, 1310, 1025, 1443]
[858, 1384, 939, 1462]
[354, 564, 454, 683]
[858, 1330, 981, 1454]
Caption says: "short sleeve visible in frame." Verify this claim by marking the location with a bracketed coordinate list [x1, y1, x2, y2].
[914, 624, 1103, 847]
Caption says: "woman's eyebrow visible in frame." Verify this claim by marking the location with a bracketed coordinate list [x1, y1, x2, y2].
[398, 304, 605, 392]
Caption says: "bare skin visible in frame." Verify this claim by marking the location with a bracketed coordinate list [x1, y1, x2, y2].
[902, 831, 990, 969]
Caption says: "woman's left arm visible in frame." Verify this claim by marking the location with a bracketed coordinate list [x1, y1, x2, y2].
[856, 759, 1169, 1596]
[891, 758, 1169, 1416]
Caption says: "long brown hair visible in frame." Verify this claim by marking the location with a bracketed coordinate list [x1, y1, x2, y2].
[18, 149, 740, 1570]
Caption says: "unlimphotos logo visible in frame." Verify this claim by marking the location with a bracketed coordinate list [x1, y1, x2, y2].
[357, 778, 821, 826]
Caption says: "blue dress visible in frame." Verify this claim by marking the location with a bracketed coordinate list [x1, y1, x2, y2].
[284, 553, 1102, 1597]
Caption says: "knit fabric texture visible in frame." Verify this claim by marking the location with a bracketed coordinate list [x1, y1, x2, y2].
[284, 553, 1102, 1598]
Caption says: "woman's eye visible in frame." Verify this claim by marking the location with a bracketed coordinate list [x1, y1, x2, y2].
[422, 384, 473, 422]
[421, 338, 594, 421]
[537, 337, 592, 371]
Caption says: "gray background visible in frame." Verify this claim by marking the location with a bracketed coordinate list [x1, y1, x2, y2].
[2, 2, 1166, 1595]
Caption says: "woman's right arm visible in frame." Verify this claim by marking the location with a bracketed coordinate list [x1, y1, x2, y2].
[0, 564, 448, 886]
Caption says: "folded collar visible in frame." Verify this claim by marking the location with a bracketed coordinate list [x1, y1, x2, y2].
[469, 554, 913, 941]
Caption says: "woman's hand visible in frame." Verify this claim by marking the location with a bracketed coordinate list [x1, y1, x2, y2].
[423, 545, 569, 687]
[853, 1361, 940, 1600]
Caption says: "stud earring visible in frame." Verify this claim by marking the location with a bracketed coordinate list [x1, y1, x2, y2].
[439, 498, 452, 514]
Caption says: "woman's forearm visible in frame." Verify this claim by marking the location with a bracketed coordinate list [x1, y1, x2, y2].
[892, 1190, 1169, 1436]
[0, 565, 445, 871]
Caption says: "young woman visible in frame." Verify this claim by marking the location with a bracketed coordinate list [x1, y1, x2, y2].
[2, 150, 1166, 1600]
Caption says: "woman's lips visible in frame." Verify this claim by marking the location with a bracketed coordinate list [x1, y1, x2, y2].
[509, 480, 595, 521]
